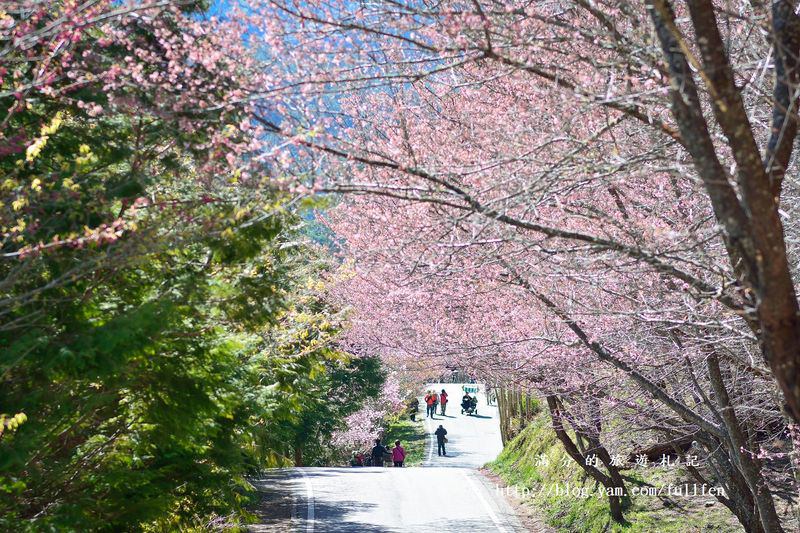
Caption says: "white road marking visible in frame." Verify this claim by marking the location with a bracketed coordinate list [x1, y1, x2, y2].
[298, 469, 315, 532]
[463, 470, 507, 532]
[425, 416, 435, 463]
[421, 390, 436, 464]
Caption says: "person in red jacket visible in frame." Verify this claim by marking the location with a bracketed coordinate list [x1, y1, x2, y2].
[439, 389, 449, 415]
[392, 440, 406, 467]
[424, 391, 434, 418]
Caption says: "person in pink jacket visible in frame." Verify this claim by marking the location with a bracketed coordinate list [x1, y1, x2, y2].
[392, 440, 406, 467]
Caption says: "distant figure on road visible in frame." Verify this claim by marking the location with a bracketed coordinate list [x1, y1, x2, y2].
[434, 425, 448, 456]
[461, 393, 478, 415]
[440, 389, 448, 415]
[392, 440, 406, 467]
[371, 439, 388, 467]
[425, 391, 434, 418]
[407, 397, 420, 421]
[432, 391, 439, 416]
[461, 392, 472, 410]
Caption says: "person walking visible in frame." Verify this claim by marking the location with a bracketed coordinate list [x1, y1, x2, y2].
[408, 397, 419, 421]
[371, 438, 388, 467]
[424, 391, 434, 418]
[392, 440, 406, 467]
[432, 391, 439, 418]
[434, 425, 448, 456]
[439, 389, 448, 415]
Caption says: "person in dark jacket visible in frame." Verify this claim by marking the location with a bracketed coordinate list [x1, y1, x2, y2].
[434, 425, 448, 456]
[371, 438, 388, 467]
[461, 393, 473, 413]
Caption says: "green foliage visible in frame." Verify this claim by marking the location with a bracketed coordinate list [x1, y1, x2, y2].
[1, 202, 276, 528]
[0, 7, 385, 532]
[0, 188, 389, 530]
[382, 415, 426, 467]
[257, 289, 386, 466]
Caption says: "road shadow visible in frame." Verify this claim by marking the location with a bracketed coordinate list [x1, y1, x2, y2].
[304, 499, 388, 532]
[248, 472, 388, 532]
[299, 468, 386, 477]
[436, 450, 461, 458]
[248, 472, 294, 532]
[249, 473, 516, 531]
[465, 414, 492, 419]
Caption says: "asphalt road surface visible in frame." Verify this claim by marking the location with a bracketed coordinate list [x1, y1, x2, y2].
[250, 383, 523, 532]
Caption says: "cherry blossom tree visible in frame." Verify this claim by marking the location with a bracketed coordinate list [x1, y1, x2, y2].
[331, 375, 405, 454]
[237, 3, 800, 527]
[325, 190, 795, 528]
[6, 0, 798, 529]
[252, 0, 800, 430]
[0, 1, 295, 333]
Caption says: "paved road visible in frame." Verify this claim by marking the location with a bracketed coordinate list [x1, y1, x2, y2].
[250, 383, 522, 532]
[421, 383, 503, 468]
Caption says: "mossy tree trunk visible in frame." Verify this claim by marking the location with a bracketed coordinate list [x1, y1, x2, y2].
[546, 395, 627, 523]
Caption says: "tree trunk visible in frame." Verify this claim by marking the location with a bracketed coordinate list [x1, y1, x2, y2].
[707, 354, 784, 533]
[693, 433, 765, 533]
[546, 396, 626, 523]
[497, 387, 509, 444]
[650, 0, 800, 426]
[294, 446, 303, 467]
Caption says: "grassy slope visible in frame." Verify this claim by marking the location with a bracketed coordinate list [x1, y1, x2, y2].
[383, 415, 426, 467]
[488, 413, 742, 532]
